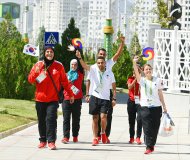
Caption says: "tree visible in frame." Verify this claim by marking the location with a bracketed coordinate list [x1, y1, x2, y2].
[112, 32, 133, 88]
[36, 25, 46, 60]
[153, 0, 171, 28]
[54, 17, 83, 72]
[0, 14, 37, 99]
[129, 33, 142, 57]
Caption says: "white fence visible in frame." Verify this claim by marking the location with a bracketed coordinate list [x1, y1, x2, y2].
[153, 27, 190, 92]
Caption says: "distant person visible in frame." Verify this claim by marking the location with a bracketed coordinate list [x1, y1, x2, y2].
[126, 69, 142, 144]
[28, 46, 74, 150]
[61, 59, 84, 144]
[76, 36, 125, 143]
[133, 56, 167, 154]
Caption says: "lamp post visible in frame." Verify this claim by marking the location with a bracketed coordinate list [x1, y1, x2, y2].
[23, 0, 29, 43]
[103, 0, 114, 59]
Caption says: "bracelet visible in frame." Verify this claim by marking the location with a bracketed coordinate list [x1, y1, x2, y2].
[78, 58, 82, 60]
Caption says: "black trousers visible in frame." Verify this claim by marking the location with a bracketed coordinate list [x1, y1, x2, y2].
[127, 99, 142, 138]
[62, 99, 82, 138]
[139, 106, 162, 149]
[35, 101, 58, 143]
[98, 90, 113, 137]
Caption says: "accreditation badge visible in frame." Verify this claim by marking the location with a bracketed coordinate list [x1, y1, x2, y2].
[95, 83, 103, 94]
[71, 85, 80, 95]
[134, 96, 140, 104]
[36, 72, 47, 83]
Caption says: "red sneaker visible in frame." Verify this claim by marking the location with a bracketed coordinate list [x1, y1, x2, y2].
[92, 138, 99, 146]
[73, 137, 78, 143]
[107, 137, 110, 144]
[61, 137, 69, 144]
[101, 133, 107, 144]
[144, 149, 153, 154]
[98, 136, 101, 142]
[129, 138, 134, 144]
[38, 142, 47, 148]
[136, 137, 142, 145]
[48, 142, 56, 150]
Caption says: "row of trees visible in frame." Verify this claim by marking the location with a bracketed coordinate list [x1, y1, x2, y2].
[0, 15, 142, 100]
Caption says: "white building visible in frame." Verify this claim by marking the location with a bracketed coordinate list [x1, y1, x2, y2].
[87, 0, 109, 52]
[178, 0, 190, 30]
[111, 0, 133, 46]
[132, 0, 157, 48]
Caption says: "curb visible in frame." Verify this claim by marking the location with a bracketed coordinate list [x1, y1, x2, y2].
[0, 121, 37, 140]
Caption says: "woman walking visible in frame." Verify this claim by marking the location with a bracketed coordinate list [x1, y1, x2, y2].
[61, 59, 84, 143]
[133, 56, 167, 154]
[28, 46, 74, 150]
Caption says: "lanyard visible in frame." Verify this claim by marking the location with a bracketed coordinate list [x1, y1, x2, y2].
[145, 79, 152, 96]
[99, 71, 104, 84]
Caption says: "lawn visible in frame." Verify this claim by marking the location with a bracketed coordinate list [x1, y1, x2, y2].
[0, 98, 37, 133]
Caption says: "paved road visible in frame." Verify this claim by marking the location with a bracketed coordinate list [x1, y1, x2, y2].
[0, 93, 190, 160]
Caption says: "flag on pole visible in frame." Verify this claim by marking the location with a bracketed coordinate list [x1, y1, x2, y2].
[23, 44, 39, 57]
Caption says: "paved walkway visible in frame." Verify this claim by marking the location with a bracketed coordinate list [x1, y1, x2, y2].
[0, 93, 190, 160]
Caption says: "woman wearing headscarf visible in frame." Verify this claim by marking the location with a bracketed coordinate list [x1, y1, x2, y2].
[61, 59, 84, 144]
[28, 46, 74, 150]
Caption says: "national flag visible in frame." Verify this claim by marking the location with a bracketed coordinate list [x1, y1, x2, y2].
[23, 44, 39, 57]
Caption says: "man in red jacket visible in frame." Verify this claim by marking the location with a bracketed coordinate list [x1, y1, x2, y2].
[28, 46, 74, 150]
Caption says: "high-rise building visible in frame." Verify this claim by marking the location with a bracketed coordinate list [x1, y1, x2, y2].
[87, 0, 109, 52]
[111, 0, 133, 46]
[132, 0, 157, 48]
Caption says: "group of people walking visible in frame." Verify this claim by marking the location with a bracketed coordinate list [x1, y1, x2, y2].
[28, 36, 167, 154]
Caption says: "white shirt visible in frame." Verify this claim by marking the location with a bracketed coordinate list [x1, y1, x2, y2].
[86, 58, 115, 93]
[139, 76, 164, 107]
[89, 64, 115, 100]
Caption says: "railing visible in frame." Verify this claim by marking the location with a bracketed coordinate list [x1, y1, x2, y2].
[153, 27, 190, 92]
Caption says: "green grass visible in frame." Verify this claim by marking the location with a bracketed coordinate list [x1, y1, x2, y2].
[0, 99, 37, 133]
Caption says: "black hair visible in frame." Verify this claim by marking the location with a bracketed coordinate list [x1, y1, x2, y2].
[96, 56, 105, 61]
[98, 48, 106, 53]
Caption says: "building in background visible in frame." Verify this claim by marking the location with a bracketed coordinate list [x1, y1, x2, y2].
[132, 0, 157, 48]
[111, 0, 133, 46]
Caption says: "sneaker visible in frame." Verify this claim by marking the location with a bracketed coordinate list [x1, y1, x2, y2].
[129, 138, 134, 144]
[101, 133, 107, 144]
[136, 137, 142, 145]
[38, 142, 47, 148]
[98, 136, 101, 142]
[144, 149, 153, 154]
[61, 137, 69, 144]
[48, 142, 56, 150]
[151, 146, 154, 152]
[73, 137, 78, 143]
[92, 138, 99, 146]
[107, 137, 110, 144]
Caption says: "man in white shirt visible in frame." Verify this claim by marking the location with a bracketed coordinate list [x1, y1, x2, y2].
[76, 36, 125, 143]
[87, 56, 116, 146]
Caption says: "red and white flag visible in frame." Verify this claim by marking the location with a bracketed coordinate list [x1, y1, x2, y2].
[23, 44, 39, 57]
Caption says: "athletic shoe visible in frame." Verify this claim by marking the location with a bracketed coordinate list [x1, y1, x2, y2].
[98, 136, 101, 142]
[73, 137, 78, 143]
[101, 133, 107, 144]
[129, 138, 134, 144]
[136, 137, 142, 144]
[38, 142, 47, 148]
[61, 137, 69, 144]
[92, 138, 99, 146]
[107, 137, 110, 144]
[48, 142, 56, 150]
[144, 149, 153, 154]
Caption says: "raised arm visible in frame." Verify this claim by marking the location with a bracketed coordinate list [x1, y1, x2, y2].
[75, 50, 90, 71]
[133, 56, 141, 83]
[112, 36, 125, 62]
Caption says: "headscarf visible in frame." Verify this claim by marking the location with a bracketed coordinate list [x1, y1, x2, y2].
[43, 46, 55, 67]
[67, 59, 78, 83]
